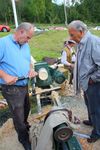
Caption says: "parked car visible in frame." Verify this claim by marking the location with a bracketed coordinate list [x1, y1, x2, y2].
[0, 25, 10, 32]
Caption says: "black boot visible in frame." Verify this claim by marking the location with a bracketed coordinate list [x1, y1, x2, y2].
[19, 139, 31, 150]
[83, 120, 92, 126]
[22, 142, 31, 150]
[19, 137, 31, 150]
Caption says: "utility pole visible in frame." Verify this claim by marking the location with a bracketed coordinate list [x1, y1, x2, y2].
[64, 0, 68, 26]
[11, 0, 18, 28]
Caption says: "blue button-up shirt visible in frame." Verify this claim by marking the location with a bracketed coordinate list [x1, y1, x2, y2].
[0, 34, 31, 86]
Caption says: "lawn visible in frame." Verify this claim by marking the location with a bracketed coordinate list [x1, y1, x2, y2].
[29, 30, 67, 61]
[0, 29, 100, 61]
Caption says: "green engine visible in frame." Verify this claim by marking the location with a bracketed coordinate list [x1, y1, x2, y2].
[34, 62, 66, 88]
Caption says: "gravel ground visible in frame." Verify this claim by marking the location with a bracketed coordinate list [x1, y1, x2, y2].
[0, 83, 100, 150]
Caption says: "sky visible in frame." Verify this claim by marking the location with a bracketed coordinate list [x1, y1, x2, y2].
[52, 0, 71, 5]
[54, 0, 63, 5]
[52, 0, 80, 5]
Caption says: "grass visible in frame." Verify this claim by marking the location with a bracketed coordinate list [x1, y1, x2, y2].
[0, 32, 10, 38]
[29, 30, 67, 61]
[91, 30, 100, 36]
[0, 29, 100, 61]
[0, 30, 67, 61]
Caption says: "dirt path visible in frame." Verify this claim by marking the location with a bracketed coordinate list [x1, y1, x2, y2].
[0, 83, 100, 150]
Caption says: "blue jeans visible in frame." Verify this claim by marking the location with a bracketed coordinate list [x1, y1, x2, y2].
[85, 82, 100, 138]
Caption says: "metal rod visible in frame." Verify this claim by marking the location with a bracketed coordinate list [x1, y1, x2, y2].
[33, 87, 61, 96]
[11, 0, 18, 28]
[74, 132, 90, 139]
[36, 94, 42, 114]
[64, 0, 67, 25]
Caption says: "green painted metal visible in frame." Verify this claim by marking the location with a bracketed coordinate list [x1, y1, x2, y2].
[49, 67, 66, 84]
[54, 136, 82, 150]
[67, 136, 82, 150]
[54, 123, 82, 150]
[35, 62, 52, 87]
[34, 62, 66, 88]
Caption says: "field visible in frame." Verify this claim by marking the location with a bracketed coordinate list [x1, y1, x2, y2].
[0, 28, 100, 61]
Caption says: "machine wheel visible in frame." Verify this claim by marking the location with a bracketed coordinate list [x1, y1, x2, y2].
[54, 125, 73, 142]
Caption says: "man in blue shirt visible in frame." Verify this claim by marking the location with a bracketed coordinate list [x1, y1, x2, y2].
[0, 22, 37, 150]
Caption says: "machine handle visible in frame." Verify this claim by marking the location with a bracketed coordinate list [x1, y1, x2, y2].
[18, 76, 29, 81]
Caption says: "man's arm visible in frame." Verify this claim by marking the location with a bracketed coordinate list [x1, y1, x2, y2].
[0, 39, 18, 85]
[61, 51, 72, 66]
[28, 63, 38, 78]
[0, 70, 18, 85]
[91, 38, 100, 82]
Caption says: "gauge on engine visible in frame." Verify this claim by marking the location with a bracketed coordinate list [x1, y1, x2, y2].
[38, 68, 48, 80]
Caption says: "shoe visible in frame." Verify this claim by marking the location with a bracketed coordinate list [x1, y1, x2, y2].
[22, 142, 32, 150]
[87, 136, 100, 143]
[83, 120, 92, 126]
[18, 136, 31, 150]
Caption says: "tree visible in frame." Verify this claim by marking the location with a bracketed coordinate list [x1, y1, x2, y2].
[0, 0, 13, 24]
[0, 0, 100, 25]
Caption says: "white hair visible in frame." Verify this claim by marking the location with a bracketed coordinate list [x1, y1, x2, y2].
[68, 20, 88, 32]
[16, 22, 34, 31]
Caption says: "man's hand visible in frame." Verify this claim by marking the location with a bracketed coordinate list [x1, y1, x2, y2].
[67, 63, 74, 71]
[2, 73, 18, 85]
[28, 69, 38, 79]
[89, 78, 95, 85]
[70, 63, 74, 69]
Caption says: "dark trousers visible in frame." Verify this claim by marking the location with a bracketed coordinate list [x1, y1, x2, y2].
[85, 82, 100, 138]
[69, 71, 73, 85]
[84, 92, 92, 123]
[1, 85, 30, 145]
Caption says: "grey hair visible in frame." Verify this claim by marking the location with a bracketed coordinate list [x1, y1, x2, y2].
[16, 22, 34, 31]
[68, 20, 88, 32]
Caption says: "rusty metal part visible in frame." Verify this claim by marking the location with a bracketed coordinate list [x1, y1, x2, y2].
[54, 124, 73, 142]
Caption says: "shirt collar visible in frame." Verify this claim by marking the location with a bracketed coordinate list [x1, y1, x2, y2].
[79, 31, 91, 45]
[77, 31, 91, 51]
[10, 34, 16, 43]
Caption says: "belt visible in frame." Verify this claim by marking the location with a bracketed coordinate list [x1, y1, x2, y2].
[44, 108, 72, 124]
[1, 84, 28, 89]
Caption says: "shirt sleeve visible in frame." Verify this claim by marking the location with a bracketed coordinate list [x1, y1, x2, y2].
[61, 51, 71, 66]
[0, 39, 5, 62]
[91, 37, 100, 81]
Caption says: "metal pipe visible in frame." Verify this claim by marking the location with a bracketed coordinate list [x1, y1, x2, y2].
[64, 0, 67, 25]
[74, 132, 90, 139]
[11, 0, 18, 28]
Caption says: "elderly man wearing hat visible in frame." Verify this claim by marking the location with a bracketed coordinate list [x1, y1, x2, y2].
[61, 40, 76, 84]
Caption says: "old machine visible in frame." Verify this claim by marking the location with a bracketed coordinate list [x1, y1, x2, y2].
[30, 61, 66, 113]
[18, 61, 82, 150]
